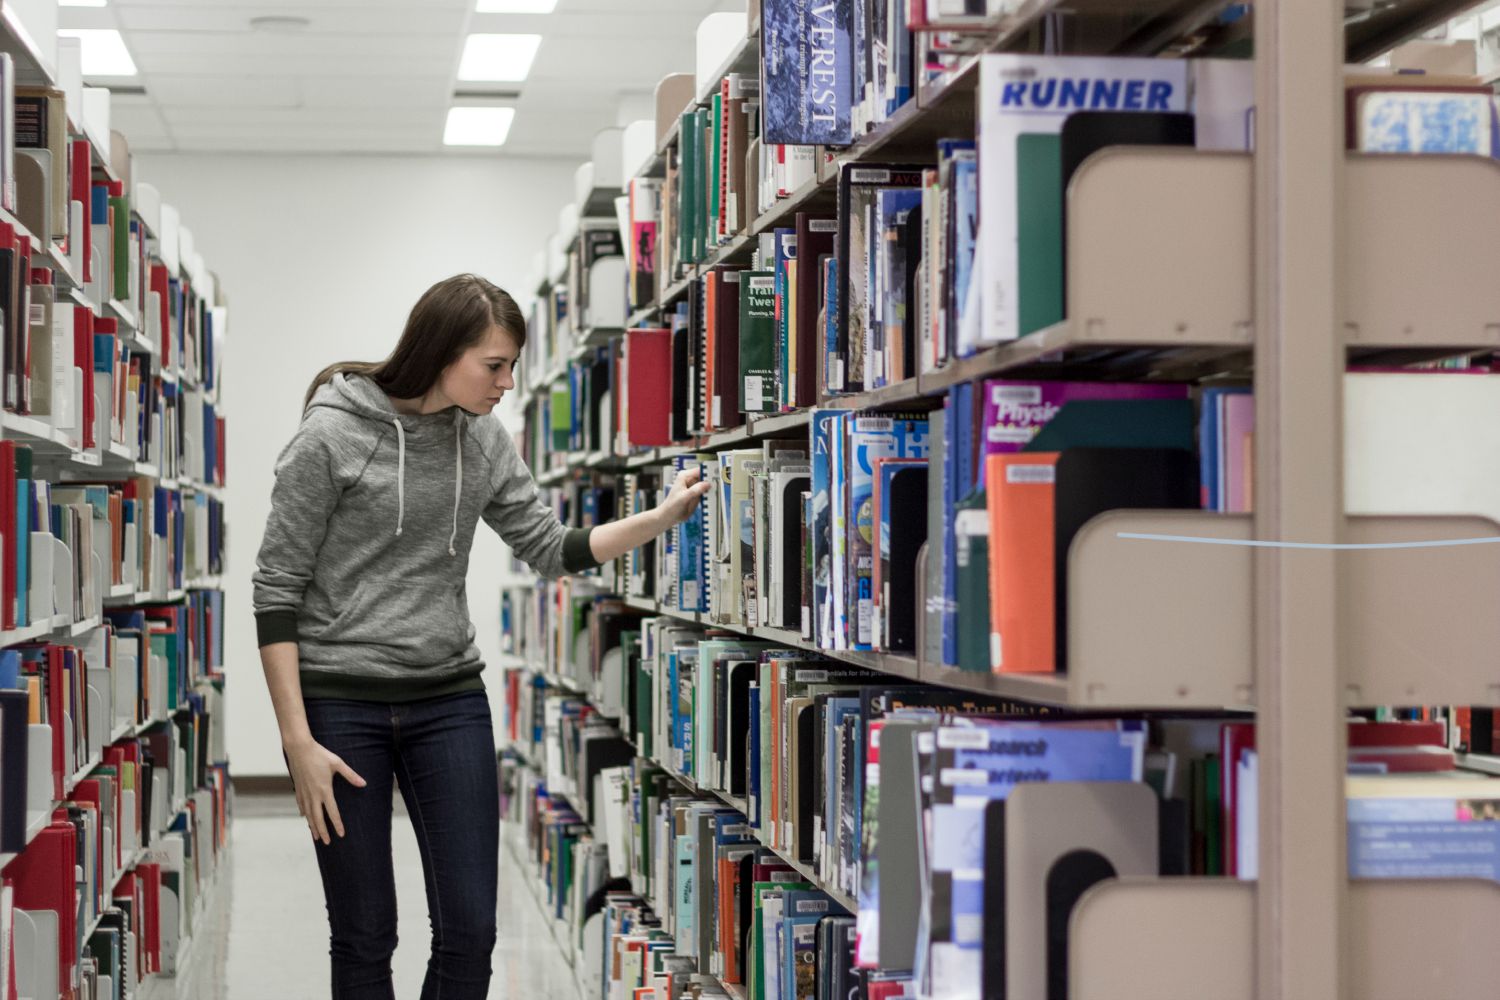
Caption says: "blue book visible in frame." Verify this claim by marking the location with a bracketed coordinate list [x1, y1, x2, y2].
[676, 457, 708, 612]
[810, 410, 850, 649]
[950, 156, 979, 354]
[822, 257, 839, 397]
[1199, 386, 1251, 511]
[871, 189, 922, 388]
[0, 650, 19, 689]
[823, 697, 861, 860]
[773, 229, 796, 408]
[15, 467, 27, 627]
[941, 384, 976, 667]
[780, 889, 845, 996]
[830, 413, 851, 648]
[677, 646, 700, 775]
[847, 413, 929, 650]
[1348, 786, 1500, 881]
[748, 682, 762, 828]
[760, 0, 854, 145]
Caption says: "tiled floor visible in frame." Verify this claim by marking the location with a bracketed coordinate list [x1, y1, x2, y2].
[166, 794, 577, 999]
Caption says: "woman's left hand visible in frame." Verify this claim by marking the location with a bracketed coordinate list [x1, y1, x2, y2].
[657, 467, 712, 529]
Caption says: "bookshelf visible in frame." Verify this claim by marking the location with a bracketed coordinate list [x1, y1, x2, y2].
[0, 8, 232, 1000]
[500, 2, 1500, 999]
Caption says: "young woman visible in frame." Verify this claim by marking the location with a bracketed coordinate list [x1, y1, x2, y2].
[252, 273, 708, 1000]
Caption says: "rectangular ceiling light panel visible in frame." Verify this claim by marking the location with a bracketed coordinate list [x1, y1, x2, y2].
[458, 33, 542, 82]
[444, 105, 516, 146]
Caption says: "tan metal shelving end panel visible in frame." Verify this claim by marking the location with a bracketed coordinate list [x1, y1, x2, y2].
[1341, 515, 1500, 707]
[1070, 878, 1254, 1000]
[1070, 878, 1500, 1000]
[1067, 511, 1500, 711]
[1067, 510, 1255, 710]
[1343, 155, 1500, 349]
[1068, 148, 1253, 348]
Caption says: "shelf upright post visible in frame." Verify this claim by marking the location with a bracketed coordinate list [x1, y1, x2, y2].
[1253, 0, 1347, 997]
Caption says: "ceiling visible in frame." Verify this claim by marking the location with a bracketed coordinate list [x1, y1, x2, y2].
[59, 0, 742, 158]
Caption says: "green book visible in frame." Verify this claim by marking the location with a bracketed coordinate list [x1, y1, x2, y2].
[709, 93, 723, 250]
[549, 386, 570, 452]
[634, 656, 653, 758]
[1023, 399, 1196, 453]
[1016, 132, 1064, 337]
[1204, 750, 1223, 875]
[110, 193, 131, 303]
[954, 488, 990, 673]
[694, 108, 711, 262]
[679, 109, 698, 268]
[738, 271, 777, 414]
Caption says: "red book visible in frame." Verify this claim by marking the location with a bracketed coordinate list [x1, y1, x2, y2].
[136, 862, 162, 972]
[711, 268, 744, 431]
[624, 329, 673, 447]
[2, 819, 78, 997]
[1346, 719, 1446, 748]
[71, 140, 92, 284]
[148, 265, 170, 364]
[0, 440, 13, 631]
[73, 306, 95, 448]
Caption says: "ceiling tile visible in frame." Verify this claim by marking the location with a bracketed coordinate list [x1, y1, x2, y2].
[145, 74, 301, 108]
[80, 0, 750, 158]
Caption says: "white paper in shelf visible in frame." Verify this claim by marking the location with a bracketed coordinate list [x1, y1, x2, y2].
[1345, 373, 1500, 523]
[1236, 749, 1258, 880]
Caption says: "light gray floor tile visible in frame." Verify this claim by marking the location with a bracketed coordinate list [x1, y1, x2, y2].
[162, 796, 576, 999]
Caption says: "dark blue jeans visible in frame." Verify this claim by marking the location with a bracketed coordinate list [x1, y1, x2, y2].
[303, 691, 499, 1000]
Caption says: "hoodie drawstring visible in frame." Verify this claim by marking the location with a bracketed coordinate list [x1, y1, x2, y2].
[392, 419, 406, 537]
[449, 421, 462, 557]
[390, 412, 462, 557]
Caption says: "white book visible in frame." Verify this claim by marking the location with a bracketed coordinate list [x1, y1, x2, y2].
[977, 55, 1189, 350]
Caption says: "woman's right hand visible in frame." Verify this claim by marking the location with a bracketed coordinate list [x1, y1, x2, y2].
[285, 734, 367, 845]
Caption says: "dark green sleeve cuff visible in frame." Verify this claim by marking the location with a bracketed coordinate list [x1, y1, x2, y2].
[562, 527, 601, 573]
[256, 609, 299, 647]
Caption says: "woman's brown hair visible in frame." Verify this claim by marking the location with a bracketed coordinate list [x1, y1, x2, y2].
[304, 273, 527, 409]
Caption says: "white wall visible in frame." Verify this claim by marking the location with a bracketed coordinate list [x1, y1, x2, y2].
[134, 152, 575, 776]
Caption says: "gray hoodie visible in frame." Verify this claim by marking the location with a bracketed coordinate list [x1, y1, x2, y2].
[252, 372, 596, 701]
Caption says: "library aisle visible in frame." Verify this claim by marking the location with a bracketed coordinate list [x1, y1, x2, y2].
[9, 0, 1500, 998]
[175, 794, 575, 1000]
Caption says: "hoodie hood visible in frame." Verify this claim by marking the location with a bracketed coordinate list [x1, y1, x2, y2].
[309, 372, 469, 555]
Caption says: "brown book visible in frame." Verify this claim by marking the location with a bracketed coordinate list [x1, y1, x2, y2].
[724, 74, 757, 236]
[711, 267, 744, 431]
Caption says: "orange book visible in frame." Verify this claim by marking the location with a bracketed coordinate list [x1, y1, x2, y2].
[717, 855, 740, 980]
[986, 453, 1059, 674]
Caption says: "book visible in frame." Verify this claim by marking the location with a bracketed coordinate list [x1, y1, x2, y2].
[761, 0, 856, 146]
[976, 55, 1190, 349]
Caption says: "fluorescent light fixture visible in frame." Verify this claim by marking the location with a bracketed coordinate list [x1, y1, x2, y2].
[458, 33, 542, 82]
[60, 0, 108, 7]
[476, 0, 558, 10]
[444, 106, 516, 146]
[57, 29, 137, 75]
